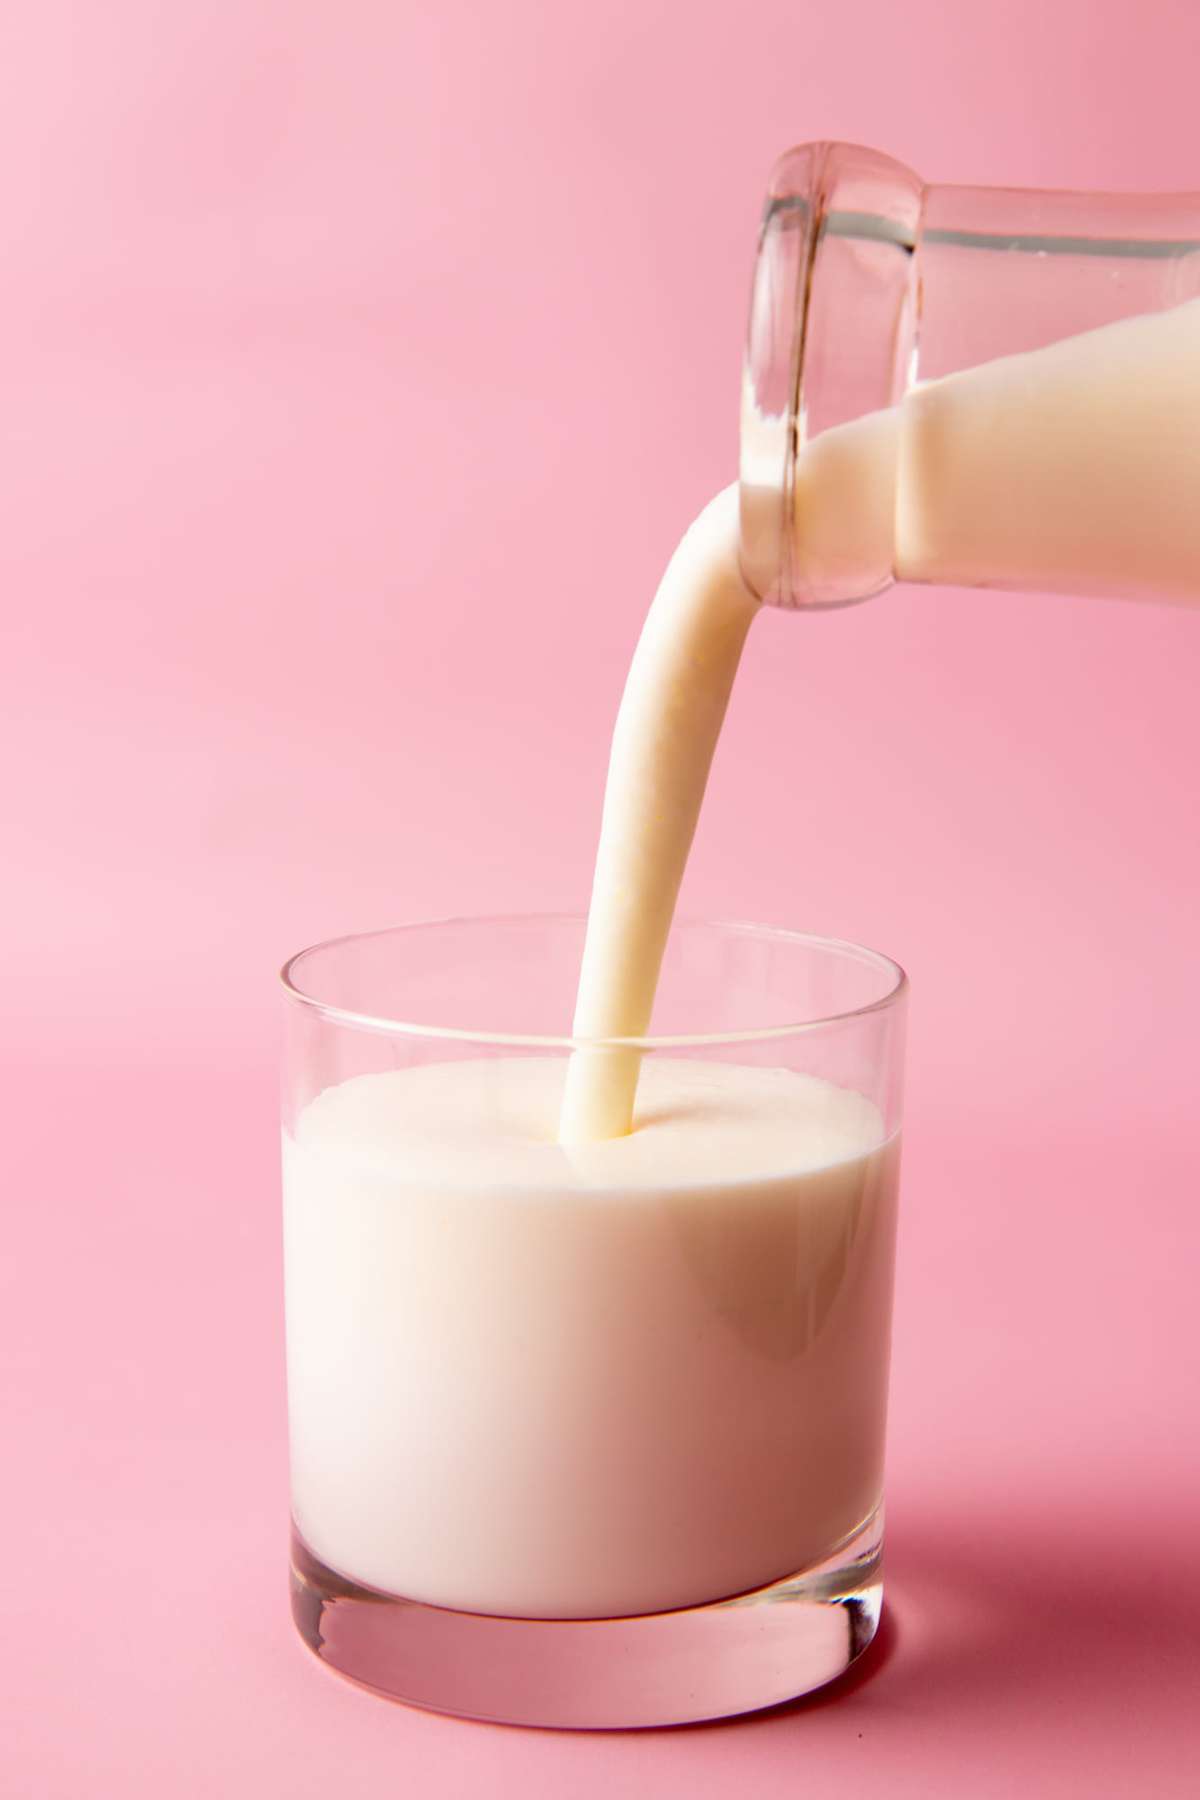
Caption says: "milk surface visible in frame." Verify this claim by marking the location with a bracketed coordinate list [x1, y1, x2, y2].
[284, 1056, 898, 1619]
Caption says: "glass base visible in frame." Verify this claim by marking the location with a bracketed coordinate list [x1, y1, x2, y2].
[289, 1506, 883, 1728]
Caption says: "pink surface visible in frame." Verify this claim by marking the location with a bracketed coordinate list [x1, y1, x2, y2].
[4, 1, 1199, 1792]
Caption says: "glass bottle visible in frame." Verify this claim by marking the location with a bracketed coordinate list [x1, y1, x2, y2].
[740, 141, 1200, 608]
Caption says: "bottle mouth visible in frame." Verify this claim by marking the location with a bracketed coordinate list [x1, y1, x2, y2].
[739, 142, 923, 609]
[738, 148, 820, 609]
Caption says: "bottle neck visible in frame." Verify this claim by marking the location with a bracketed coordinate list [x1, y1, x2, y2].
[741, 142, 1200, 608]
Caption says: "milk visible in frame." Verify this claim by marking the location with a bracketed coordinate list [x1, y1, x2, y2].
[563, 297, 1200, 1143]
[283, 249, 1198, 1636]
[791, 296, 1200, 603]
[284, 1056, 898, 1619]
[559, 486, 757, 1142]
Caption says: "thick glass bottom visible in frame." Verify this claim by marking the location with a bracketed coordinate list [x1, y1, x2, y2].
[289, 1506, 883, 1728]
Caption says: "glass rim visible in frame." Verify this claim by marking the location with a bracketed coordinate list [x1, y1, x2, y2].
[279, 913, 908, 1050]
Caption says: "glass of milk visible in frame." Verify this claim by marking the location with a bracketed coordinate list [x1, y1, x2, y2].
[741, 141, 1200, 609]
[280, 914, 906, 1726]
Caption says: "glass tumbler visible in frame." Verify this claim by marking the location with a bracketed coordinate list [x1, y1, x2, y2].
[741, 140, 1200, 608]
[280, 915, 906, 1727]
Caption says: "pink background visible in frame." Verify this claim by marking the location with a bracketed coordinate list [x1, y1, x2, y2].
[5, 1, 1199, 1792]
